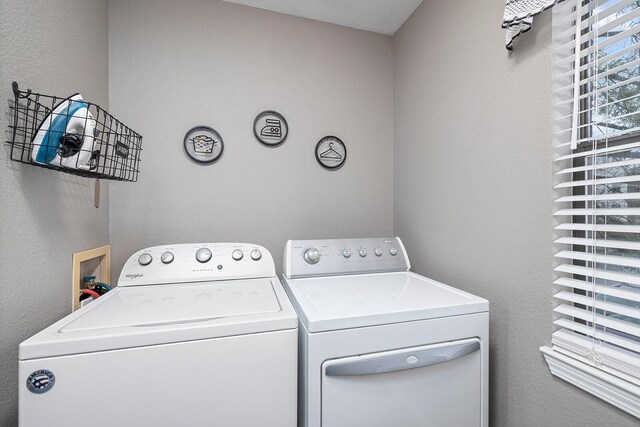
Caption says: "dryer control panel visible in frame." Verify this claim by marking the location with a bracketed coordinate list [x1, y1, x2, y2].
[283, 237, 410, 279]
[118, 243, 275, 286]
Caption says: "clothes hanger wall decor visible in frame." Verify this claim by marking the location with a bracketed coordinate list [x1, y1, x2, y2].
[315, 136, 346, 170]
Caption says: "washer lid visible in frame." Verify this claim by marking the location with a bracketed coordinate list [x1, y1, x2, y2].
[283, 271, 489, 333]
[20, 278, 297, 360]
[62, 279, 281, 331]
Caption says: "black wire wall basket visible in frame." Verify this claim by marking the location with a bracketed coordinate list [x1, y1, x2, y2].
[7, 82, 142, 182]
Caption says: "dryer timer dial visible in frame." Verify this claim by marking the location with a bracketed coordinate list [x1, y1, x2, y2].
[304, 248, 320, 264]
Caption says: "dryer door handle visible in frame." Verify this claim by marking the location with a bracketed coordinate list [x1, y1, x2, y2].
[324, 339, 480, 377]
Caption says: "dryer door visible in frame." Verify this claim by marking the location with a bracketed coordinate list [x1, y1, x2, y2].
[321, 338, 482, 427]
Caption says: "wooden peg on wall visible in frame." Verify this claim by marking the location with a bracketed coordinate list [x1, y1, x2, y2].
[94, 179, 100, 209]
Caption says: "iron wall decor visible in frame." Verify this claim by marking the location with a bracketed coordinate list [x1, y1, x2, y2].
[253, 110, 288, 146]
[184, 126, 224, 164]
[315, 136, 346, 170]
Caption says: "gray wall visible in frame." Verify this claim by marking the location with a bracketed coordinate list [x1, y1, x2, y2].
[392, 1, 638, 426]
[107, 0, 394, 276]
[0, 0, 110, 424]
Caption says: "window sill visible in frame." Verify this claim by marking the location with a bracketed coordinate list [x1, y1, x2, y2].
[540, 346, 640, 418]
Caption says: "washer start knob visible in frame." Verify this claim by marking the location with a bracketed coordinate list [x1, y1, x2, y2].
[304, 248, 320, 264]
[232, 249, 244, 261]
[251, 249, 262, 261]
[196, 248, 212, 263]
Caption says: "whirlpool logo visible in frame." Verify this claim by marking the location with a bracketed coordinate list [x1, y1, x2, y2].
[125, 273, 143, 279]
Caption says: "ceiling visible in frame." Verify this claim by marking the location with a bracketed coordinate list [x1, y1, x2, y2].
[220, 0, 423, 35]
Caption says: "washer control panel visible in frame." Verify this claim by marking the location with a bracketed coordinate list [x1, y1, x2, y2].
[283, 237, 410, 278]
[119, 243, 275, 286]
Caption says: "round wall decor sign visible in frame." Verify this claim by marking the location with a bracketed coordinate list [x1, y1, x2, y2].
[184, 126, 224, 164]
[253, 110, 288, 146]
[315, 136, 346, 170]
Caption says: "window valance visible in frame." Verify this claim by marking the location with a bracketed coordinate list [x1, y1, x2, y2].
[503, 0, 564, 49]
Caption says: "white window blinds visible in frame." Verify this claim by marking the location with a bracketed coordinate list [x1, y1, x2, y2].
[545, 0, 640, 417]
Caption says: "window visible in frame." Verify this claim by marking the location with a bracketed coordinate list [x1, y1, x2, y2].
[542, 0, 640, 418]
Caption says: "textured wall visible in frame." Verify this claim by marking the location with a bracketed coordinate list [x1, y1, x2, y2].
[108, 0, 394, 277]
[392, 0, 638, 426]
[0, 0, 110, 424]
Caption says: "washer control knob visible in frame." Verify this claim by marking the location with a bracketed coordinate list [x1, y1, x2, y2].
[160, 252, 174, 264]
[374, 248, 382, 257]
[138, 253, 153, 266]
[250, 249, 262, 261]
[359, 248, 367, 257]
[304, 248, 320, 264]
[342, 249, 352, 258]
[232, 249, 244, 261]
[196, 248, 212, 263]
[389, 247, 398, 256]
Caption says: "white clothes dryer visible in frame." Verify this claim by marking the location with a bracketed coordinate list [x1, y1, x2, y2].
[19, 243, 297, 427]
[282, 237, 489, 427]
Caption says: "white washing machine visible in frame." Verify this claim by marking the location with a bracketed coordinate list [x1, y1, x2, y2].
[282, 237, 489, 427]
[19, 243, 298, 427]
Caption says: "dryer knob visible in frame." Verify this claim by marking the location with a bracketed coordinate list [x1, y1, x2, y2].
[342, 249, 352, 258]
[196, 248, 212, 263]
[389, 248, 398, 256]
[250, 249, 262, 261]
[374, 248, 382, 257]
[358, 248, 367, 257]
[138, 253, 153, 266]
[304, 248, 320, 264]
